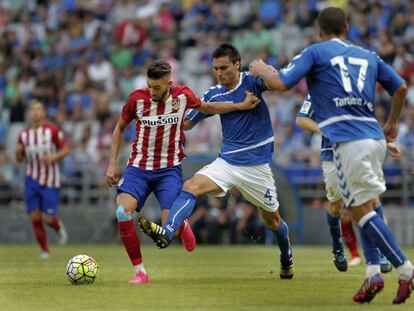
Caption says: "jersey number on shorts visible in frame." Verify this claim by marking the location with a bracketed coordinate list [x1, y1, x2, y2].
[330, 56, 368, 93]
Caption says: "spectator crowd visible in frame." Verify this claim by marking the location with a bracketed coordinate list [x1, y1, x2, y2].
[0, 0, 414, 242]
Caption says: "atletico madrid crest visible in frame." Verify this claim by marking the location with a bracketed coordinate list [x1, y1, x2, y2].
[172, 98, 181, 110]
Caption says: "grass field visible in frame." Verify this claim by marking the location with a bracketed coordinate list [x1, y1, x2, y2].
[0, 245, 413, 310]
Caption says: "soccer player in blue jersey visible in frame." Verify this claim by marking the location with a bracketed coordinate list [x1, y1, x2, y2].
[296, 95, 398, 273]
[249, 6, 414, 304]
[139, 43, 294, 279]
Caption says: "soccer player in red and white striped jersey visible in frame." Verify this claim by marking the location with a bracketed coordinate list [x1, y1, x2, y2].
[105, 59, 259, 283]
[16, 100, 70, 258]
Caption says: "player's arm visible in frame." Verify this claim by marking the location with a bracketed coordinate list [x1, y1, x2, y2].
[43, 145, 70, 165]
[376, 55, 408, 142]
[249, 60, 288, 91]
[15, 142, 25, 163]
[250, 48, 314, 91]
[295, 116, 321, 134]
[43, 129, 71, 165]
[106, 117, 129, 187]
[383, 83, 407, 142]
[198, 91, 260, 114]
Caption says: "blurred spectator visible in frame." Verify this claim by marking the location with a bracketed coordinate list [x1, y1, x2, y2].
[0, 0, 413, 211]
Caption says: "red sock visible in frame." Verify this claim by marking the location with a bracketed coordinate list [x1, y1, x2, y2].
[118, 220, 142, 265]
[47, 217, 61, 232]
[32, 220, 49, 252]
[341, 220, 359, 258]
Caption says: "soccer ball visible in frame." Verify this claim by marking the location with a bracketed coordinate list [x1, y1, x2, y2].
[66, 254, 99, 284]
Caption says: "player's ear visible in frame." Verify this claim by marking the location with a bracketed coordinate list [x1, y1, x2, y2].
[344, 23, 349, 38]
[168, 80, 173, 86]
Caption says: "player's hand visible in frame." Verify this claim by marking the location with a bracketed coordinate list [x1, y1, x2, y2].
[386, 142, 401, 159]
[265, 65, 277, 74]
[15, 144, 25, 162]
[383, 121, 399, 142]
[239, 91, 260, 110]
[249, 59, 269, 76]
[106, 163, 119, 187]
[42, 154, 55, 165]
[183, 119, 194, 131]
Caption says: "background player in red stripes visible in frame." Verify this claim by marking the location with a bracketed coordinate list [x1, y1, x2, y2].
[105, 59, 260, 284]
[15, 100, 70, 259]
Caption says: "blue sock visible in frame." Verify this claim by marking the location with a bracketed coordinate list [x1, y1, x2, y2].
[270, 219, 292, 267]
[374, 204, 384, 220]
[164, 191, 196, 240]
[360, 212, 406, 267]
[358, 227, 380, 265]
[326, 212, 342, 252]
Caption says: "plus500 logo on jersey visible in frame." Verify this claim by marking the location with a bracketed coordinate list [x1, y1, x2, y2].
[141, 113, 180, 126]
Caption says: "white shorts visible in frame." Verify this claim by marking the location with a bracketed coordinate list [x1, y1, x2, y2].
[333, 139, 386, 207]
[196, 157, 279, 212]
[321, 161, 342, 203]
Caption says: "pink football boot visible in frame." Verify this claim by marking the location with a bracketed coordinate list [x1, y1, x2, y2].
[128, 271, 150, 284]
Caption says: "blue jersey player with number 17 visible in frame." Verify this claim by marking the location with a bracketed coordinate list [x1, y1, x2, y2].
[250, 6, 413, 304]
[139, 43, 294, 280]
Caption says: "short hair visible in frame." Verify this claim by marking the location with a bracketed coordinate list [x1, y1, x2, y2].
[147, 60, 171, 79]
[317, 7, 346, 36]
[212, 43, 241, 64]
[29, 99, 45, 108]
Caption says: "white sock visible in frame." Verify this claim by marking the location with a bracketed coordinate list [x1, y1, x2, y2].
[366, 264, 381, 278]
[396, 260, 414, 280]
[134, 263, 146, 274]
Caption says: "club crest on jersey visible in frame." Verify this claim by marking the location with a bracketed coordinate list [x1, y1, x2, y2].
[172, 98, 181, 110]
[300, 101, 311, 114]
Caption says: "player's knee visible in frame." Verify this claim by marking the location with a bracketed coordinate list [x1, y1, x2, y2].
[115, 205, 132, 222]
[328, 201, 341, 217]
[182, 180, 200, 196]
[41, 214, 52, 223]
[31, 209, 42, 221]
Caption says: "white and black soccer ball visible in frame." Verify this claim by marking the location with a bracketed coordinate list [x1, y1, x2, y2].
[66, 254, 99, 284]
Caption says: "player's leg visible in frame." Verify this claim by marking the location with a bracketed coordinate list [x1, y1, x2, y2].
[327, 199, 348, 271]
[39, 186, 67, 245]
[233, 162, 293, 279]
[334, 140, 413, 304]
[372, 197, 392, 273]
[258, 208, 294, 279]
[340, 208, 361, 266]
[116, 166, 151, 283]
[321, 160, 347, 270]
[25, 177, 49, 257]
[153, 166, 196, 252]
[139, 158, 231, 248]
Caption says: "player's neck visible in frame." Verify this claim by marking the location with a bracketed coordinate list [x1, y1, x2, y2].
[31, 120, 44, 129]
[321, 34, 346, 42]
[158, 89, 171, 103]
[223, 78, 239, 90]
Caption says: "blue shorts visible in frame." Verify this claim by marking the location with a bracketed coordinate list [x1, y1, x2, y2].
[117, 165, 183, 211]
[24, 176, 60, 215]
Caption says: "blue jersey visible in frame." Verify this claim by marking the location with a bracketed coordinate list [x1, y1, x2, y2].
[297, 94, 333, 161]
[187, 72, 274, 166]
[279, 38, 404, 143]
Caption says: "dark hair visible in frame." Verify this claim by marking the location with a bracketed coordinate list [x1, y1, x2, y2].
[212, 43, 241, 64]
[317, 7, 346, 36]
[147, 59, 171, 79]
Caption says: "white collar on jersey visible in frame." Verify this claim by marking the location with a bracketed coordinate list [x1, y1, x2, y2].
[220, 72, 243, 94]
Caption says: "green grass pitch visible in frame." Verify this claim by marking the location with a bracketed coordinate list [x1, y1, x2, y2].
[0, 245, 413, 310]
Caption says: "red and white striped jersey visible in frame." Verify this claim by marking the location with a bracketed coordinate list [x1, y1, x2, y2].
[18, 123, 65, 188]
[122, 85, 202, 170]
